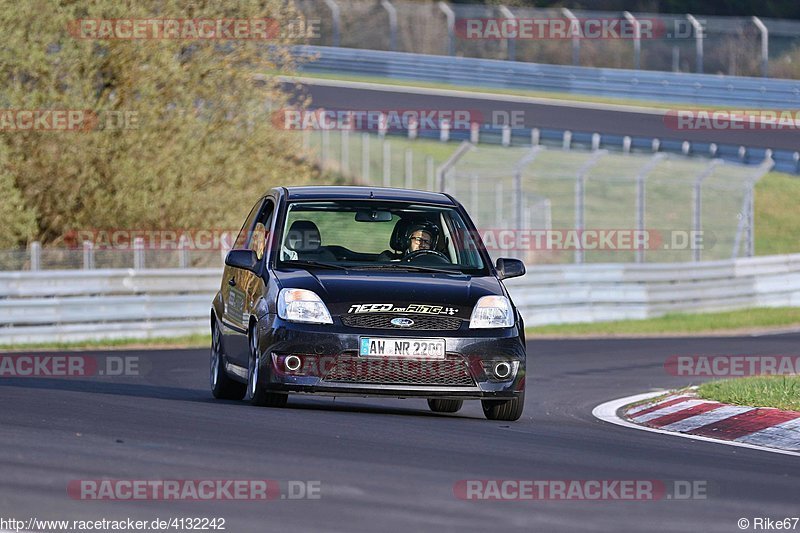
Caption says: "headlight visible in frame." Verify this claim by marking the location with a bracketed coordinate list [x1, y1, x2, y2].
[277, 288, 333, 324]
[469, 295, 514, 329]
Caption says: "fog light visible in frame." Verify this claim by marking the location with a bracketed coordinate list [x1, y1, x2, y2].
[494, 361, 512, 379]
[285, 355, 302, 372]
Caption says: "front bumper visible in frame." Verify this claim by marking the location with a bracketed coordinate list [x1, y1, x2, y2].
[256, 314, 526, 400]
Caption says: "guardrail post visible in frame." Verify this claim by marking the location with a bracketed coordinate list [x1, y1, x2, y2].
[133, 237, 145, 269]
[470, 172, 479, 214]
[562, 8, 581, 65]
[752, 16, 769, 78]
[495, 182, 504, 227]
[440, 119, 450, 142]
[470, 122, 480, 144]
[687, 14, 704, 74]
[178, 235, 189, 269]
[322, 0, 341, 47]
[438, 1, 456, 56]
[30, 241, 41, 271]
[502, 125, 511, 147]
[499, 6, 516, 61]
[381, 0, 398, 51]
[512, 146, 543, 233]
[361, 133, 370, 182]
[623, 11, 641, 70]
[321, 120, 330, 167]
[408, 117, 418, 140]
[82, 240, 95, 270]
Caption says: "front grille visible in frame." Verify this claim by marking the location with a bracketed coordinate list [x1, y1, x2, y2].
[340, 313, 462, 331]
[321, 355, 475, 386]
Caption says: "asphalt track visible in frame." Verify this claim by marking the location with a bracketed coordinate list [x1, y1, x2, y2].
[286, 79, 800, 152]
[1, 334, 799, 532]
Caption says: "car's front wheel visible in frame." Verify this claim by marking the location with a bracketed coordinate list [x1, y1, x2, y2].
[247, 327, 288, 408]
[481, 391, 524, 421]
[427, 399, 463, 413]
[210, 320, 246, 400]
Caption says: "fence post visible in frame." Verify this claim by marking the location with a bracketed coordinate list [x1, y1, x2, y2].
[133, 237, 145, 269]
[623, 11, 641, 70]
[438, 1, 456, 56]
[381, 0, 398, 51]
[573, 151, 607, 264]
[341, 129, 350, 175]
[30, 241, 41, 271]
[362, 133, 370, 183]
[752, 16, 769, 78]
[382, 139, 391, 187]
[82, 240, 95, 270]
[499, 5, 516, 61]
[426, 155, 434, 191]
[635, 153, 665, 263]
[692, 160, 721, 262]
[562, 8, 581, 65]
[323, 0, 341, 47]
[687, 14, 704, 74]
[321, 124, 330, 168]
[404, 148, 413, 189]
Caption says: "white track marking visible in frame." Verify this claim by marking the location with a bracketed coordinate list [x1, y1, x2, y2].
[735, 417, 800, 450]
[630, 399, 707, 423]
[592, 391, 800, 458]
[660, 405, 754, 432]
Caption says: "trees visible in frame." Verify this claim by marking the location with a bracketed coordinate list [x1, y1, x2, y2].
[0, 0, 320, 246]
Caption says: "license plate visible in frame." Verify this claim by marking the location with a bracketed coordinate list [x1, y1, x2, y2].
[359, 337, 446, 359]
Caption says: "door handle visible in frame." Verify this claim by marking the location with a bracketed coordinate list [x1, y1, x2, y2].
[228, 278, 236, 286]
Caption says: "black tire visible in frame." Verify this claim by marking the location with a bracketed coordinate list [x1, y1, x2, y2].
[247, 326, 288, 408]
[210, 320, 246, 400]
[482, 391, 525, 421]
[427, 399, 463, 413]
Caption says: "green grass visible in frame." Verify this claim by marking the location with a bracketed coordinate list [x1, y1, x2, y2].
[698, 376, 800, 411]
[526, 307, 800, 337]
[0, 333, 210, 352]
[283, 70, 704, 110]
[755, 172, 800, 256]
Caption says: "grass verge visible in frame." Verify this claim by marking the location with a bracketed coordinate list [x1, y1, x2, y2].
[526, 307, 800, 337]
[0, 333, 211, 352]
[697, 376, 800, 411]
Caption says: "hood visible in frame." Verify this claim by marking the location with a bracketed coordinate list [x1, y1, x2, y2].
[273, 268, 503, 320]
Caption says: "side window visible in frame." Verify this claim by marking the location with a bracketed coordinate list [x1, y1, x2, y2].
[248, 200, 275, 259]
[233, 199, 264, 250]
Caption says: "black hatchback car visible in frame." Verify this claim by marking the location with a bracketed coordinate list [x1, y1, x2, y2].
[210, 186, 527, 421]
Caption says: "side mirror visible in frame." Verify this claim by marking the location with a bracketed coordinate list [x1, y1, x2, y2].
[495, 258, 525, 280]
[225, 249, 258, 272]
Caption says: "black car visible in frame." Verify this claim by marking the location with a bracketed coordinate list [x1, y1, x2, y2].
[210, 186, 527, 421]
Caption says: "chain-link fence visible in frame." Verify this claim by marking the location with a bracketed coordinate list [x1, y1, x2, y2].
[293, 0, 800, 79]
[0, 129, 771, 271]
[308, 129, 771, 265]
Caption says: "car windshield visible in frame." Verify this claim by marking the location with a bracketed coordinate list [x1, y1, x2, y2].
[276, 200, 488, 275]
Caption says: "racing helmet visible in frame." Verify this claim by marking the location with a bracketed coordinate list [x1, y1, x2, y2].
[405, 221, 439, 250]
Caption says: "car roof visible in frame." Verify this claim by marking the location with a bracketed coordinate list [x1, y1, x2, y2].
[279, 186, 456, 206]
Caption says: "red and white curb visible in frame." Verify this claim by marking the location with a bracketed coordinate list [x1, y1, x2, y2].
[592, 391, 800, 457]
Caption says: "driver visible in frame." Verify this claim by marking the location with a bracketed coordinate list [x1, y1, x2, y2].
[405, 221, 439, 255]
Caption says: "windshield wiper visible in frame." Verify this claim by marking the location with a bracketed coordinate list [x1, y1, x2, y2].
[281, 260, 349, 271]
[352, 264, 462, 275]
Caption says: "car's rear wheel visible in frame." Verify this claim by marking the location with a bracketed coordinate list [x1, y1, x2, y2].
[427, 399, 463, 413]
[247, 327, 288, 408]
[210, 320, 246, 400]
[482, 391, 524, 421]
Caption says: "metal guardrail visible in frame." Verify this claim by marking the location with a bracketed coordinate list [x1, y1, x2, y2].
[0, 269, 219, 345]
[1, 256, 799, 344]
[505, 253, 800, 326]
[294, 45, 800, 108]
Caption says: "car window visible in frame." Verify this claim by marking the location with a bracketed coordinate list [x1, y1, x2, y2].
[279, 200, 487, 274]
[233, 199, 264, 251]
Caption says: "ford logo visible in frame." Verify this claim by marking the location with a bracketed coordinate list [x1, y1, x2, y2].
[390, 317, 414, 328]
